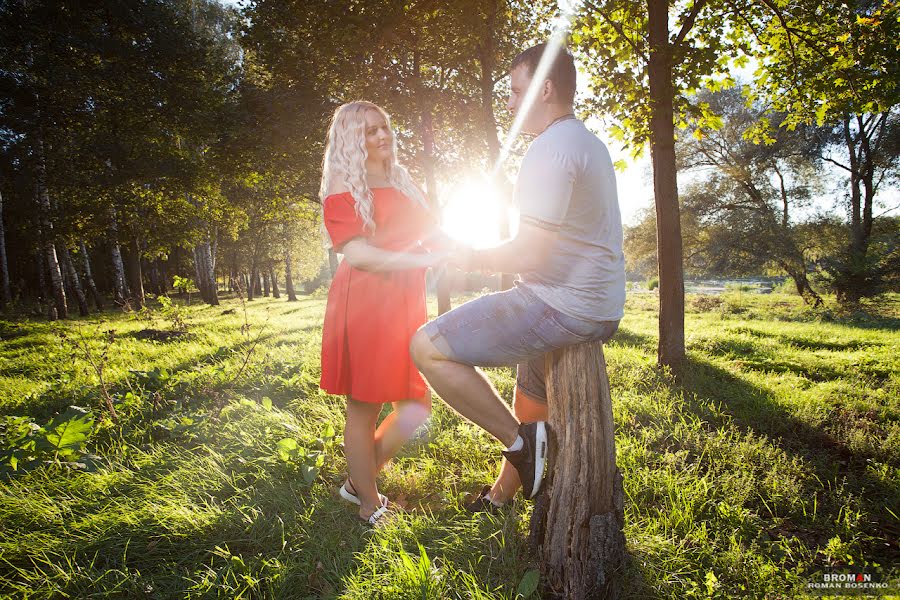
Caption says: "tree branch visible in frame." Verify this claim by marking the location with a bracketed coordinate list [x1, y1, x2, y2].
[582, 0, 645, 60]
[674, 0, 708, 47]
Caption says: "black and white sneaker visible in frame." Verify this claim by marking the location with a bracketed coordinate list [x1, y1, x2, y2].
[502, 421, 548, 499]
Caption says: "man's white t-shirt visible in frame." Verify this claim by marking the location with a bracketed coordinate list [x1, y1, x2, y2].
[513, 117, 626, 322]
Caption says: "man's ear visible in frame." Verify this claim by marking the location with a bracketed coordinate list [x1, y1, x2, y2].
[542, 79, 554, 102]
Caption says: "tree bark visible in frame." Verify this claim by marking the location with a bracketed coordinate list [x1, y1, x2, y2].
[285, 246, 298, 301]
[108, 208, 130, 306]
[270, 266, 280, 298]
[79, 241, 103, 311]
[193, 239, 218, 305]
[648, 0, 685, 377]
[263, 269, 271, 297]
[531, 340, 625, 599]
[204, 230, 218, 305]
[0, 188, 11, 307]
[37, 250, 56, 320]
[35, 138, 67, 319]
[126, 236, 145, 308]
[59, 245, 89, 316]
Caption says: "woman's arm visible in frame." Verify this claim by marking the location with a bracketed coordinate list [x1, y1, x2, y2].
[340, 238, 449, 272]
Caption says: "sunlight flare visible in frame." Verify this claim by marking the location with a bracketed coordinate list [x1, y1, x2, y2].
[440, 175, 518, 249]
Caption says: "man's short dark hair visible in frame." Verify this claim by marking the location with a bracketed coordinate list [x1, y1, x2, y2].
[510, 43, 577, 105]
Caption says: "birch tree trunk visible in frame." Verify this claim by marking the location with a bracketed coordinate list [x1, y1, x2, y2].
[37, 251, 56, 320]
[79, 241, 103, 311]
[0, 188, 12, 307]
[109, 208, 130, 306]
[59, 245, 89, 316]
[35, 138, 67, 319]
[203, 230, 218, 305]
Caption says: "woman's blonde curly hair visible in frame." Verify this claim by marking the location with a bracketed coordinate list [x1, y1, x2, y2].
[319, 101, 428, 247]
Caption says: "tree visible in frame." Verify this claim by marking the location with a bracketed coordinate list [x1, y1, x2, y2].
[573, 0, 757, 376]
[745, 0, 900, 302]
[677, 88, 824, 305]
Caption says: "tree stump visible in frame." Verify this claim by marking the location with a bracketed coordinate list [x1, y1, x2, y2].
[530, 339, 626, 600]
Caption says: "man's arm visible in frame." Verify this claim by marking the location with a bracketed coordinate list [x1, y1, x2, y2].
[455, 222, 558, 274]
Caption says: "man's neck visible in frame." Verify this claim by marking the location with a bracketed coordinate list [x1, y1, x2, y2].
[536, 105, 576, 134]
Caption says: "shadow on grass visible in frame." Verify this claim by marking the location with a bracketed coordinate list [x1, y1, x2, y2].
[680, 357, 899, 562]
[607, 327, 655, 351]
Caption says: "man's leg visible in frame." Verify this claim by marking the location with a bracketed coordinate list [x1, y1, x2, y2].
[409, 333, 518, 448]
[486, 385, 548, 504]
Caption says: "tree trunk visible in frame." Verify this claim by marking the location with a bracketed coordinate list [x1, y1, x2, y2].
[0, 188, 11, 307]
[37, 251, 56, 320]
[59, 245, 89, 316]
[531, 340, 625, 599]
[193, 239, 218, 305]
[285, 247, 298, 301]
[789, 268, 823, 308]
[248, 262, 257, 301]
[192, 245, 206, 301]
[270, 266, 280, 298]
[648, 0, 685, 377]
[79, 241, 104, 312]
[126, 236, 144, 308]
[109, 208, 130, 306]
[262, 269, 270, 297]
[204, 232, 218, 305]
[35, 140, 67, 319]
[158, 257, 169, 294]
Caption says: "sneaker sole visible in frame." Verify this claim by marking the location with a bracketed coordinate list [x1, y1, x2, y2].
[530, 422, 548, 499]
[339, 484, 387, 507]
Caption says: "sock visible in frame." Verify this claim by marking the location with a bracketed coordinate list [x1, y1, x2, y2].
[506, 434, 524, 452]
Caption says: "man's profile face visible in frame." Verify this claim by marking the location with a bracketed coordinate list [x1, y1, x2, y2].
[507, 64, 541, 134]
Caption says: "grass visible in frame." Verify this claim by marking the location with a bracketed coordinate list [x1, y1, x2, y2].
[0, 291, 897, 598]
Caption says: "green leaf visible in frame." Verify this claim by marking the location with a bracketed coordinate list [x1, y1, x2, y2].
[517, 569, 540, 598]
[322, 423, 335, 439]
[276, 438, 299, 462]
[300, 463, 319, 484]
[36, 407, 94, 460]
[261, 397, 273, 411]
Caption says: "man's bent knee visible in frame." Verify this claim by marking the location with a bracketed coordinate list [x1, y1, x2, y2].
[410, 328, 444, 368]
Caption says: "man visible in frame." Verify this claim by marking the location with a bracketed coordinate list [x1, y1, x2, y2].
[409, 42, 625, 509]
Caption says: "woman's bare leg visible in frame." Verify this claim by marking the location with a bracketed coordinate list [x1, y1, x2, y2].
[374, 392, 431, 471]
[344, 398, 383, 519]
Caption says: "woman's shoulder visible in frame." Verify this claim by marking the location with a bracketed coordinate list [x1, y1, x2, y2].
[323, 187, 353, 205]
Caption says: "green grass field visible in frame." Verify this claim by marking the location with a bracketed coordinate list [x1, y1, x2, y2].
[1, 291, 897, 598]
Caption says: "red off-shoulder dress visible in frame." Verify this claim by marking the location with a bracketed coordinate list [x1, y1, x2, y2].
[319, 187, 436, 404]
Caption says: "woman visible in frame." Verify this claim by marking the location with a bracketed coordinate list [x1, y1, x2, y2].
[319, 101, 449, 526]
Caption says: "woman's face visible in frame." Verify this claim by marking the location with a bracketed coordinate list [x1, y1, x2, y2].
[364, 109, 393, 163]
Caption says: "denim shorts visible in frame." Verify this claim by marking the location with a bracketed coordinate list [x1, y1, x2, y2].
[420, 283, 619, 401]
